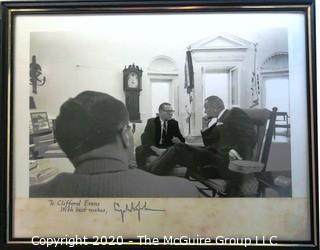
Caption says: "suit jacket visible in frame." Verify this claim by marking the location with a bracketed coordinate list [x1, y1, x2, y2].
[141, 116, 185, 148]
[201, 108, 256, 166]
[30, 159, 199, 197]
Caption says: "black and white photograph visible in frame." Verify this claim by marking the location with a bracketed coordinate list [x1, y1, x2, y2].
[30, 111, 50, 133]
[1, 1, 318, 247]
[27, 18, 295, 198]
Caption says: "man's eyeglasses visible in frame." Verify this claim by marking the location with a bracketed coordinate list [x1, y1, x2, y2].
[162, 109, 175, 113]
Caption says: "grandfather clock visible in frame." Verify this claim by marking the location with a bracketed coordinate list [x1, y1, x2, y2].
[123, 64, 143, 123]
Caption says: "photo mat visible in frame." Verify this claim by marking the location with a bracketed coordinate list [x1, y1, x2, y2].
[2, 2, 317, 247]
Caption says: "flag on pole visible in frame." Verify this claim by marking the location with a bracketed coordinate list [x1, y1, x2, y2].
[184, 50, 194, 94]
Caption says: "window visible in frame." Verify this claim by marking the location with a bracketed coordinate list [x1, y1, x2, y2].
[203, 71, 229, 105]
[264, 76, 289, 113]
[260, 52, 289, 142]
[263, 76, 290, 142]
[147, 56, 178, 119]
[151, 79, 172, 117]
[203, 67, 239, 109]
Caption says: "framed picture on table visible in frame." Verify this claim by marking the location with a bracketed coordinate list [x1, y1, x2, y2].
[30, 111, 50, 134]
[0, 0, 318, 249]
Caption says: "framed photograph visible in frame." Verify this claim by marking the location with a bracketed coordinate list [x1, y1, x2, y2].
[30, 111, 50, 134]
[1, 0, 318, 248]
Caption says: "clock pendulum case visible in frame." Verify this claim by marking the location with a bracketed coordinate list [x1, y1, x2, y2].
[123, 64, 143, 123]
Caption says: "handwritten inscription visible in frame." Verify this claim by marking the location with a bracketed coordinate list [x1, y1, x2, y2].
[113, 201, 166, 222]
[47, 199, 165, 222]
[48, 199, 107, 214]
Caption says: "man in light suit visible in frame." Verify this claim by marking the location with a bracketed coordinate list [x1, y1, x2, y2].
[135, 102, 185, 168]
[30, 91, 200, 197]
[147, 96, 256, 182]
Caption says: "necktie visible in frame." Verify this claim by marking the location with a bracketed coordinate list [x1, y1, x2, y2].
[161, 121, 167, 145]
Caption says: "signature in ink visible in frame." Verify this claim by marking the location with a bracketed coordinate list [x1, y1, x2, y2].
[113, 201, 165, 222]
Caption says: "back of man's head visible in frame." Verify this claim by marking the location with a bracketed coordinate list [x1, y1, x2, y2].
[205, 96, 225, 109]
[55, 91, 129, 159]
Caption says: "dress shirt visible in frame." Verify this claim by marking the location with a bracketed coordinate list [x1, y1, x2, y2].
[208, 118, 217, 128]
[207, 109, 227, 128]
[217, 109, 227, 121]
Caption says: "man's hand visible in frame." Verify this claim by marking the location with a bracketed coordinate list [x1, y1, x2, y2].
[171, 136, 181, 144]
[150, 146, 166, 156]
[229, 149, 243, 161]
[202, 115, 212, 130]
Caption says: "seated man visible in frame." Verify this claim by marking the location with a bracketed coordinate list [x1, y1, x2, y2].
[135, 102, 185, 168]
[30, 91, 200, 197]
[147, 96, 257, 191]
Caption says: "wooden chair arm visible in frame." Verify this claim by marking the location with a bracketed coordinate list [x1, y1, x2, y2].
[228, 160, 265, 174]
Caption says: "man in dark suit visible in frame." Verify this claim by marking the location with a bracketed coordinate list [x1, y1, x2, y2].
[147, 96, 256, 181]
[135, 102, 185, 167]
[30, 91, 200, 197]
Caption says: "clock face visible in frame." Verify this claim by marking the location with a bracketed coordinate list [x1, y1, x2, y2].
[128, 72, 139, 88]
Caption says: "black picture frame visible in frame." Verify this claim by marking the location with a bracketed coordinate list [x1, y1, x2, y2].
[0, 0, 318, 249]
[30, 111, 50, 134]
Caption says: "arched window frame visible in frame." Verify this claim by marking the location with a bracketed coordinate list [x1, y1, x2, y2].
[259, 52, 289, 108]
[146, 56, 179, 118]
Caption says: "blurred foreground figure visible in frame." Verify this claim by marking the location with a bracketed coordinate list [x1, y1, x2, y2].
[30, 91, 199, 197]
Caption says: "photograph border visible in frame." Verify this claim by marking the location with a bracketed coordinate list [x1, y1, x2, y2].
[0, 0, 318, 248]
